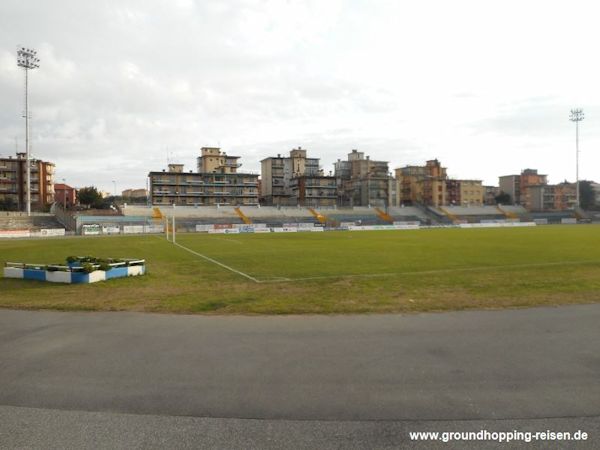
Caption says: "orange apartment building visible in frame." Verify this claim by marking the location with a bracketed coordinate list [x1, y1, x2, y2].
[395, 159, 483, 207]
[0, 152, 55, 211]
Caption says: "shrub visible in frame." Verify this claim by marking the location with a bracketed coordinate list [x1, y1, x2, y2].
[98, 261, 112, 271]
[81, 263, 95, 274]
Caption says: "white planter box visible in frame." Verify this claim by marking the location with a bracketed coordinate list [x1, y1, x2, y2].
[88, 270, 107, 283]
[127, 266, 144, 277]
[46, 271, 72, 283]
[3, 267, 24, 279]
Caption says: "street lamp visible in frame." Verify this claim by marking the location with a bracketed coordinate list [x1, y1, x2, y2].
[17, 46, 40, 216]
[569, 108, 584, 209]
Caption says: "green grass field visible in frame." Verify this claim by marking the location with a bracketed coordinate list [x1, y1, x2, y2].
[1, 226, 600, 314]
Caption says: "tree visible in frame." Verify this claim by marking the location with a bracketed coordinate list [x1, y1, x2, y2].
[78, 186, 103, 209]
[495, 191, 511, 205]
[579, 180, 597, 210]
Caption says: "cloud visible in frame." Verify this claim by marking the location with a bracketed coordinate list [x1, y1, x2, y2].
[468, 97, 570, 137]
[1, 0, 600, 191]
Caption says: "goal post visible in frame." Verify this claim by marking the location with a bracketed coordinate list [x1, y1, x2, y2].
[172, 215, 176, 244]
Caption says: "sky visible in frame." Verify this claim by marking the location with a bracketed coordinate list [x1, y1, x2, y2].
[1, 0, 599, 193]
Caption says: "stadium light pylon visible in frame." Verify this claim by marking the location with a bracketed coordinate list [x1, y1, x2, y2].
[569, 108, 584, 208]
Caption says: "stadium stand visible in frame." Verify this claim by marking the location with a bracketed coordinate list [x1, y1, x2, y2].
[121, 205, 433, 228]
[105, 203, 593, 233]
[430, 205, 509, 224]
[528, 211, 576, 224]
[0, 213, 63, 231]
[388, 206, 430, 224]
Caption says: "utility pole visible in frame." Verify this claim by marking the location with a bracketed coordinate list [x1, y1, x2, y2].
[17, 47, 40, 216]
[569, 108, 584, 208]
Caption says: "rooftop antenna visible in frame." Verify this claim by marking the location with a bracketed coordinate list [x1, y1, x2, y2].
[569, 108, 584, 208]
[17, 46, 40, 216]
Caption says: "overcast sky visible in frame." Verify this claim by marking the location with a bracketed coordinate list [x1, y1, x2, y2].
[1, 0, 599, 192]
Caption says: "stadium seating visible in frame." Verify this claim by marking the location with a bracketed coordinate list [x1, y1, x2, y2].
[529, 211, 576, 224]
[430, 205, 513, 224]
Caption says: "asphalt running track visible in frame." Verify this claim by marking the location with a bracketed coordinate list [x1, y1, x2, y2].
[0, 305, 599, 448]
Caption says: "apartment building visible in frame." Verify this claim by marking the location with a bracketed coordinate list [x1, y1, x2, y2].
[148, 147, 259, 206]
[121, 188, 148, 199]
[0, 152, 55, 211]
[528, 182, 577, 211]
[197, 147, 242, 173]
[54, 183, 77, 208]
[335, 150, 391, 207]
[261, 147, 336, 206]
[498, 169, 580, 211]
[499, 169, 547, 207]
[289, 175, 337, 207]
[455, 180, 484, 206]
[395, 159, 448, 207]
[395, 159, 483, 207]
[483, 186, 500, 205]
[591, 183, 600, 206]
[553, 182, 577, 210]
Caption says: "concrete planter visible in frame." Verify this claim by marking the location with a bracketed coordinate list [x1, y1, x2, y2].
[3, 259, 146, 284]
[46, 271, 72, 283]
[3, 267, 24, 279]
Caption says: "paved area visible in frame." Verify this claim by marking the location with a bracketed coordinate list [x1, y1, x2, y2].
[0, 305, 599, 448]
[1, 405, 597, 449]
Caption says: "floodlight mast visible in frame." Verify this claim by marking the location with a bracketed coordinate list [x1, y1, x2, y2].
[17, 47, 40, 216]
[569, 108, 584, 209]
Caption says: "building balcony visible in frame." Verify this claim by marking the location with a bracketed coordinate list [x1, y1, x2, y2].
[152, 180, 177, 185]
[220, 162, 241, 168]
[154, 193, 259, 199]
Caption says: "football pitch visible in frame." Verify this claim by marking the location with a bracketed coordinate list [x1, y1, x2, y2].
[1, 225, 600, 314]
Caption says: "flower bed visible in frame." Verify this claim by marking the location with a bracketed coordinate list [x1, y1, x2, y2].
[3, 256, 145, 284]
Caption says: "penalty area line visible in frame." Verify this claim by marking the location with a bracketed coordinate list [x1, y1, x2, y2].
[173, 241, 260, 283]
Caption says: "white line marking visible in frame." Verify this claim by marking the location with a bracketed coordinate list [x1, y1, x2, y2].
[261, 259, 600, 283]
[210, 237, 243, 245]
[171, 237, 600, 284]
[173, 242, 260, 282]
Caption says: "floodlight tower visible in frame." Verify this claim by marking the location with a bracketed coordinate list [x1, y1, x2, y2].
[569, 108, 584, 208]
[17, 47, 40, 216]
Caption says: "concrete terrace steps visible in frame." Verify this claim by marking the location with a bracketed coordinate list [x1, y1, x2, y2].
[122, 205, 435, 226]
[432, 205, 511, 216]
[0, 215, 63, 231]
